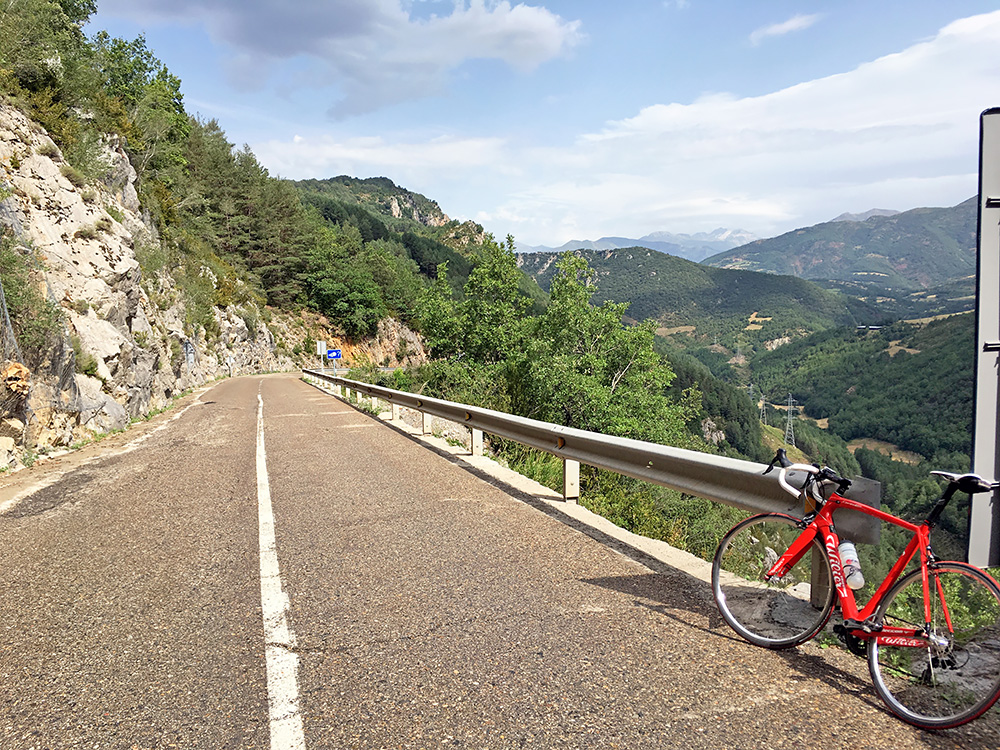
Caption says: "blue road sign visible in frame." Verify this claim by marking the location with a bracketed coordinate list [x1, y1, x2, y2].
[327, 349, 342, 359]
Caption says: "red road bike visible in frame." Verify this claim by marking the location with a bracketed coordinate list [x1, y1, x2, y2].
[712, 449, 1000, 729]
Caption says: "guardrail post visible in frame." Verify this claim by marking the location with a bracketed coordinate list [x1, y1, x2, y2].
[335, 384, 342, 397]
[391, 403, 400, 421]
[810, 550, 831, 609]
[563, 459, 580, 502]
[422, 411, 432, 435]
[471, 428, 483, 456]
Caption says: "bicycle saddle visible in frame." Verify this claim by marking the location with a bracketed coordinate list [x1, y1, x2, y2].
[930, 471, 998, 494]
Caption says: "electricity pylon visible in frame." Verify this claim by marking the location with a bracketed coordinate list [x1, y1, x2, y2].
[784, 393, 797, 447]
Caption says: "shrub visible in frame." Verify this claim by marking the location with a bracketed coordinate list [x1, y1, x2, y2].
[0, 233, 63, 366]
[71, 335, 99, 377]
[134, 240, 171, 281]
[36, 142, 59, 159]
[169, 337, 183, 367]
[60, 163, 85, 187]
[239, 307, 259, 338]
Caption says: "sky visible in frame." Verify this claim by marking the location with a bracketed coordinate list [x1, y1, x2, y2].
[87, 1, 1000, 246]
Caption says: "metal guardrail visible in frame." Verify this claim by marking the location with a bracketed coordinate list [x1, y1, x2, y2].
[303, 369, 880, 544]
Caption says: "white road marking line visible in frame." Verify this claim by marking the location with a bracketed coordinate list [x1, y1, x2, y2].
[257, 389, 306, 749]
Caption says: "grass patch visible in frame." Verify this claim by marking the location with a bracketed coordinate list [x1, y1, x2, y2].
[60, 163, 86, 187]
[36, 141, 59, 159]
[74, 224, 98, 241]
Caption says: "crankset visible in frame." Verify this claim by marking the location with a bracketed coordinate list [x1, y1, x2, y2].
[834, 623, 869, 657]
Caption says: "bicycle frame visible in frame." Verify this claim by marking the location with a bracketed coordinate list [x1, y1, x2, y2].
[766, 492, 940, 646]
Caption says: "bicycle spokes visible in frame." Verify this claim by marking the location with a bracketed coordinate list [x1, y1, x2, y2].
[869, 564, 1000, 729]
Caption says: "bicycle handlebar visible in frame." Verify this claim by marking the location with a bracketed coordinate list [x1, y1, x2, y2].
[763, 449, 998, 523]
[764, 448, 851, 500]
[924, 470, 998, 526]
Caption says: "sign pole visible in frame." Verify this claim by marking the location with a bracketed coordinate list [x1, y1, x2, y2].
[970, 107, 1000, 567]
[316, 340, 326, 372]
[327, 348, 342, 376]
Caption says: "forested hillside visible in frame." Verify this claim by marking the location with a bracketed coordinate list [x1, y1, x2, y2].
[294, 176, 547, 311]
[519, 247, 874, 350]
[751, 314, 974, 462]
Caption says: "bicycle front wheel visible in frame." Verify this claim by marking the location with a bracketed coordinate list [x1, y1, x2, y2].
[868, 562, 1000, 729]
[712, 513, 834, 649]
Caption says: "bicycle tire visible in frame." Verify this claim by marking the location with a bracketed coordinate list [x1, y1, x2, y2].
[868, 562, 1000, 729]
[712, 513, 835, 649]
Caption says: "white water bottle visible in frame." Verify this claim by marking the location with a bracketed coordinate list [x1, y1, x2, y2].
[838, 541, 865, 590]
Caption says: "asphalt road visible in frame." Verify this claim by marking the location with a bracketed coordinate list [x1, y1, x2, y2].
[1, 372, 998, 749]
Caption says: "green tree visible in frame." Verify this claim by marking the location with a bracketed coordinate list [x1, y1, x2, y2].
[1, 0, 76, 91]
[460, 234, 528, 363]
[304, 225, 387, 338]
[415, 262, 462, 359]
[91, 31, 160, 107]
[511, 252, 701, 445]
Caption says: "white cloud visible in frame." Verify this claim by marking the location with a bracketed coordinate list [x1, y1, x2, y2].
[97, 0, 584, 116]
[491, 11, 999, 242]
[254, 133, 508, 180]
[750, 13, 823, 46]
[254, 11, 999, 245]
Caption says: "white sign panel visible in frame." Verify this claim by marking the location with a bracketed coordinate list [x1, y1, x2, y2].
[970, 107, 1000, 567]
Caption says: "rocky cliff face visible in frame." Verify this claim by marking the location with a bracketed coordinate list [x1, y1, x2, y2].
[389, 193, 449, 227]
[0, 104, 425, 465]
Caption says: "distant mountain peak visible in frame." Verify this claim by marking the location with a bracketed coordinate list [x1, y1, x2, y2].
[517, 227, 757, 263]
[830, 208, 900, 223]
[639, 227, 757, 244]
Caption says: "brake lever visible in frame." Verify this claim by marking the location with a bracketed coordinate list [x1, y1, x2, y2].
[763, 448, 791, 475]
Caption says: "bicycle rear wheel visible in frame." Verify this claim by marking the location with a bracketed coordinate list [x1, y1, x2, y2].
[868, 562, 1000, 729]
[712, 513, 834, 649]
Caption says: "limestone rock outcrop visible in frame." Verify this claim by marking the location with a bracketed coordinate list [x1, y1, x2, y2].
[0, 103, 424, 463]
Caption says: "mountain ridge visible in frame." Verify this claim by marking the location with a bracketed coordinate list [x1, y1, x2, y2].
[831, 208, 901, 223]
[517, 227, 758, 263]
[703, 198, 976, 291]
